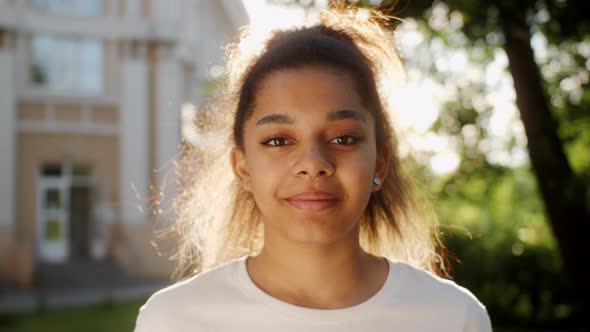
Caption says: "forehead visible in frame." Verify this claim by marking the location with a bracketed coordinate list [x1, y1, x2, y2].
[252, 65, 367, 120]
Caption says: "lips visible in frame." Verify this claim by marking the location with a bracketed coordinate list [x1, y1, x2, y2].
[285, 191, 340, 212]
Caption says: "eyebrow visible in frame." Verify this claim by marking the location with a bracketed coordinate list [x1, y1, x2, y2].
[256, 113, 295, 126]
[327, 109, 367, 123]
[255, 109, 366, 127]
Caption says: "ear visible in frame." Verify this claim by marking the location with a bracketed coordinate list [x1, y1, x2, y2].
[230, 147, 252, 192]
[373, 146, 390, 191]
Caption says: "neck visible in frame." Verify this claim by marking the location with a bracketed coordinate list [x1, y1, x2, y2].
[246, 226, 388, 309]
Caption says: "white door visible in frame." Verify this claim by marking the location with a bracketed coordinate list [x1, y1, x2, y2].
[37, 177, 70, 263]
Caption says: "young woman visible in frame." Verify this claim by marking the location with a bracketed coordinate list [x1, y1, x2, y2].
[135, 4, 492, 332]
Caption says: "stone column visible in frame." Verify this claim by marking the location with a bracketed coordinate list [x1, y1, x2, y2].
[153, 44, 181, 218]
[0, 41, 15, 231]
[119, 42, 149, 225]
[151, 0, 180, 21]
[124, 0, 141, 17]
[0, 31, 31, 287]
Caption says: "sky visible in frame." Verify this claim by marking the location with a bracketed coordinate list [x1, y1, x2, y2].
[241, 0, 528, 176]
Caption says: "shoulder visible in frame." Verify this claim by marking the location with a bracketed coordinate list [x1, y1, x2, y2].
[393, 262, 478, 302]
[134, 257, 243, 332]
[392, 261, 492, 331]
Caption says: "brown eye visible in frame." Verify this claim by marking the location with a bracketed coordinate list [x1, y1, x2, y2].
[330, 135, 358, 145]
[262, 136, 290, 147]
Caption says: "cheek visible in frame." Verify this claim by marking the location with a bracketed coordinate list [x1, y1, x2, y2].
[339, 153, 375, 188]
[245, 149, 286, 195]
[344, 145, 378, 194]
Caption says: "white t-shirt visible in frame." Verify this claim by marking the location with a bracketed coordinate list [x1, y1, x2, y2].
[135, 256, 492, 332]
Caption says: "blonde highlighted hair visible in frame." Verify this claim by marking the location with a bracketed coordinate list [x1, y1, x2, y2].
[158, 3, 447, 280]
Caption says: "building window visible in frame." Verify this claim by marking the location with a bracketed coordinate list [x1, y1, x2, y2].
[44, 189, 62, 209]
[32, 0, 102, 17]
[31, 34, 103, 94]
[44, 217, 63, 240]
[42, 164, 63, 177]
[72, 164, 92, 177]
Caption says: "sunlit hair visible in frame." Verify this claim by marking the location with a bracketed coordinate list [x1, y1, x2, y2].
[160, 3, 447, 280]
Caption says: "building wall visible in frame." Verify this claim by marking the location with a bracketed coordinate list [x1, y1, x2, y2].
[16, 131, 119, 229]
[0, 37, 19, 285]
[110, 223, 175, 279]
[0, 228, 33, 288]
[0, 0, 249, 286]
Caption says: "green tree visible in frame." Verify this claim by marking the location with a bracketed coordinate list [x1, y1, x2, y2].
[398, 0, 590, 323]
[273, 0, 590, 325]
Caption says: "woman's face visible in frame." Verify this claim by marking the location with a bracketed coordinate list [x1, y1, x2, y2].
[231, 65, 388, 246]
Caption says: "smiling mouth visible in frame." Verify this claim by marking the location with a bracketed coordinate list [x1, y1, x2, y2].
[285, 198, 340, 212]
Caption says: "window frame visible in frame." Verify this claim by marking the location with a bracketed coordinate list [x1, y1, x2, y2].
[30, 33, 104, 96]
[31, 0, 103, 17]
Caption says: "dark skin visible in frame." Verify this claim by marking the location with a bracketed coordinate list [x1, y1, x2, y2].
[230, 65, 390, 309]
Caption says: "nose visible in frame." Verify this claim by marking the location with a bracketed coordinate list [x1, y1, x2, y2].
[293, 142, 334, 180]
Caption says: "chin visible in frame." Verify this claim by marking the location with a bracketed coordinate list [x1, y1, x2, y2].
[279, 217, 359, 246]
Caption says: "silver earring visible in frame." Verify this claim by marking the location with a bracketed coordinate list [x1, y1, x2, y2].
[373, 177, 381, 185]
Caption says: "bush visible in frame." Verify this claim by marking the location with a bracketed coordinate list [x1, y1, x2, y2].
[443, 230, 578, 328]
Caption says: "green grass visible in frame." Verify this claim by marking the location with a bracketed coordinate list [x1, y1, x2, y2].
[0, 298, 146, 332]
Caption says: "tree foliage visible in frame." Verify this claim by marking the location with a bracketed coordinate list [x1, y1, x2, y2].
[270, 0, 590, 327]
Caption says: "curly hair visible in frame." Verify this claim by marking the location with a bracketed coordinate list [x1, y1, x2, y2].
[157, 3, 447, 280]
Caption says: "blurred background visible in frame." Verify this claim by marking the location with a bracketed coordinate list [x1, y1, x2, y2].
[0, 0, 588, 331]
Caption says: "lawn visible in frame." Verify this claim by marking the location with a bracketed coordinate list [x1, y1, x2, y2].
[0, 298, 146, 332]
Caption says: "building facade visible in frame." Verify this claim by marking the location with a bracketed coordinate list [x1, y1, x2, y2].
[0, 0, 248, 287]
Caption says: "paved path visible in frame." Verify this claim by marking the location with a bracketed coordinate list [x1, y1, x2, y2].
[0, 280, 170, 313]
